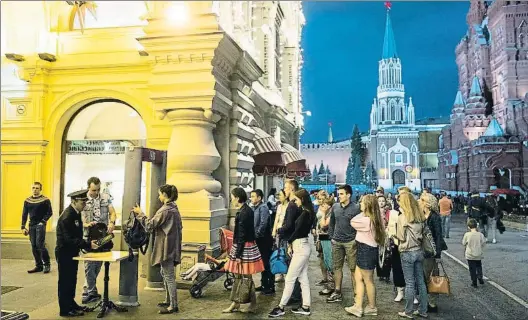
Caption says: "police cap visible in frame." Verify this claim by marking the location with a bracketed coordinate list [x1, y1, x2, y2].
[67, 189, 88, 201]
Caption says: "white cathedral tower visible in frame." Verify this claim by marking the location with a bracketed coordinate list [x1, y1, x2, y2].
[370, 7, 415, 132]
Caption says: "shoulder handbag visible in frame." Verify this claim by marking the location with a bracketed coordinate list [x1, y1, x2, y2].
[230, 265, 253, 304]
[427, 260, 450, 295]
[422, 223, 437, 258]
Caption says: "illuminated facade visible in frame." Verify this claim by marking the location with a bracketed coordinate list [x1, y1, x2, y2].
[438, 0, 528, 193]
[0, 1, 306, 254]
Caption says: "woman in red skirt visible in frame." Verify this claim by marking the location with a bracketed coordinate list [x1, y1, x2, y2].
[223, 187, 265, 313]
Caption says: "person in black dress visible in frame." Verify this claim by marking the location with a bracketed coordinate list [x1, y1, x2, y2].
[56, 190, 98, 317]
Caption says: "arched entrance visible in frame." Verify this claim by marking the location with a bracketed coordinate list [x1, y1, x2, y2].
[61, 100, 147, 225]
[393, 169, 405, 187]
[493, 167, 511, 189]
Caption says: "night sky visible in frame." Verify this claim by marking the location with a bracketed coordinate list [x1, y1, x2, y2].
[300, 1, 469, 143]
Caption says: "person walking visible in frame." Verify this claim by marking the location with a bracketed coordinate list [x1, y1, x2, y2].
[420, 193, 446, 313]
[327, 185, 360, 304]
[463, 219, 486, 287]
[132, 184, 182, 314]
[55, 190, 98, 317]
[439, 192, 453, 238]
[485, 196, 500, 244]
[21, 182, 53, 274]
[345, 195, 386, 317]
[395, 193, 428, 319]
[268, 189, 316, 317]
[223, 187, 264, 314]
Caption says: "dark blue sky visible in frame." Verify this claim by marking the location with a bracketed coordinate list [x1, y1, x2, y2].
[301, 1, 469, 143]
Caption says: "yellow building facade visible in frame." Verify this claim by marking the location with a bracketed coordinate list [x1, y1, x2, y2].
[1, 1, 305, 257]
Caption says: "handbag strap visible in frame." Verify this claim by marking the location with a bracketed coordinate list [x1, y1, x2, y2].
[430, 260, 449, 278]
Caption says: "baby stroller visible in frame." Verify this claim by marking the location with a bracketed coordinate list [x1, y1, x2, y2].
[188, 227, 235, 298]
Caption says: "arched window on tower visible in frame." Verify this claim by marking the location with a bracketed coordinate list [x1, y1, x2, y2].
[390, 101, 396, 120]
[519, 33, 525, 48]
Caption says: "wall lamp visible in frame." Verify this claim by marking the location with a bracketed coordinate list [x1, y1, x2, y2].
[138, 50, 149, 57]
[5, 53, 25, 62]
[38, 53, 56, 62]
[301, 110, 312, 117]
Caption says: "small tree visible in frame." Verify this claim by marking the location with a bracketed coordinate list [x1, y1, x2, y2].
[364, 161, 377, 188]
[346, 153, 364, 185]
[318, 161, 326, 175]
[312, 165, 319, 182]
[350, 124, 367, 166]
[326, 165, 331, 175]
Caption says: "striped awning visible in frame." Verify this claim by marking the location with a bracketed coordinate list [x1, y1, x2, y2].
[252, 127, 286, 176]
[254, 127, 281, 154]
[281, 143, 311, 178]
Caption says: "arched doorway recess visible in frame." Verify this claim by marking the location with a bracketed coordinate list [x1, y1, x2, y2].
[61, 100, 147, 225]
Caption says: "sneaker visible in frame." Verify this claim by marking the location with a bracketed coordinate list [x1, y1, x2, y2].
[82, 294, 101, 304]
[261, 289, 276, 296]
[427, 305, 438, 313]
[43, 265, 51, 274]
[398, 311, 414, 318]
[268, 307, 285, 318]
[326, 292, 343, 303]
[413, 297, 419, 304]
[413, 310, 428, 318]
[478, 278, 484, 285]
[492, 239, 497, 244]
[345, 305, 363, 317]
[315, 279, 328, 286]
[319, 288, 333, 296]
[292, 306, 311, 316]
[364, 306, 378, 316]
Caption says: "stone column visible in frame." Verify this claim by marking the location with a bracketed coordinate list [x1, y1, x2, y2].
[165, 108, 227, 254]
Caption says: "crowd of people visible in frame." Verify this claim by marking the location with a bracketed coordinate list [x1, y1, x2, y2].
[20, 176, 502, 318]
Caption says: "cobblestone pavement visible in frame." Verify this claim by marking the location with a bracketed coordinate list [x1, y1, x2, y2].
[2, 224, 528, 319]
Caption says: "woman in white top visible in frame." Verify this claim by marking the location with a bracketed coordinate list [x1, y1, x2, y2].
[272, 189, 288, 282]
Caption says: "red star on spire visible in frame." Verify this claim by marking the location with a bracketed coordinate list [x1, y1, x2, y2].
[384, 1, 392, 10]
[328, 122, 332, 127]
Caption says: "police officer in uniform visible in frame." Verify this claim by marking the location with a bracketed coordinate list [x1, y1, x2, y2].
[56, 190, 98, 317]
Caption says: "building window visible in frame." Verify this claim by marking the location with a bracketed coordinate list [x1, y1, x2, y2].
[274, 14, 282, 89]
[394, 153, 403, 166]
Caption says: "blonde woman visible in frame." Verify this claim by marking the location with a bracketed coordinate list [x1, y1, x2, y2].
[345, 195, 386, 317]
[419, 193, 445, 314]
[395, 193, 428, 319]
[272, 189, 289, 282]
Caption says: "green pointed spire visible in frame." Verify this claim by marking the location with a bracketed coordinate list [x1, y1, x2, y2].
[382, 9, 398, 59]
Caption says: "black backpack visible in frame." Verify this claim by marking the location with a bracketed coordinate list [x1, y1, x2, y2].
[124, 213, 149, 260]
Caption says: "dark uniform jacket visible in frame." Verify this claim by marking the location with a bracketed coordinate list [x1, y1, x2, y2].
[233, 203, 255, 258]
[56, 205, 91, 257]
[468, 195, 486, 219]
[425, 211, 446, 259]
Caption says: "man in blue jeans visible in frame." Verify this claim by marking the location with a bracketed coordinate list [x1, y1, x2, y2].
[251, 189, 275, 295]
[439, 192, 453, 238]
[21, 182, 53, 274]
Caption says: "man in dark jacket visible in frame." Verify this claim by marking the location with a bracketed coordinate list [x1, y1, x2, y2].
[56, 190, 98, 317]
[250, 189, 274, 295]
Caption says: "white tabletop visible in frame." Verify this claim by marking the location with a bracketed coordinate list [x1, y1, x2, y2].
[73, 251, 137, 262]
